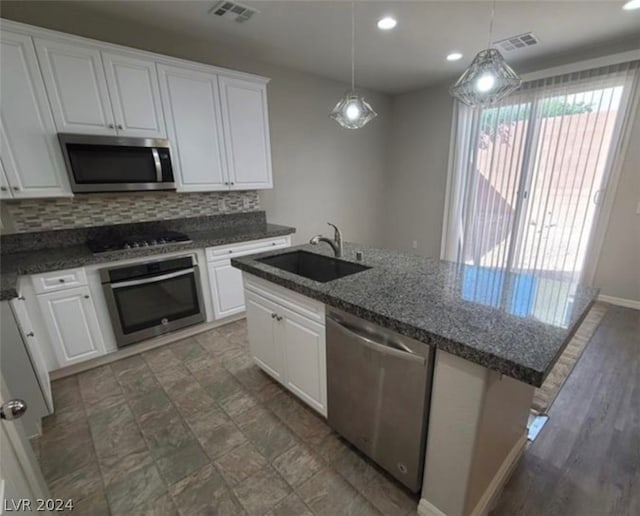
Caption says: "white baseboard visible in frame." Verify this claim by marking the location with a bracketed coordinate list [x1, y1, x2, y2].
[469, 433, 527, 516]
[418, 499, 448, 516]
[598, 294, 640, 310]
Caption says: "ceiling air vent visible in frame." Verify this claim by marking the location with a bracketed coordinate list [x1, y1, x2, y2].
[209, 1, 258, 23]
[494, 32, 540, 52]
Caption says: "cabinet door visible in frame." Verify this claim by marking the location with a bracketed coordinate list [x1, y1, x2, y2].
[9, 298, 53, 412]
[34, 37, 116, 135]
[102, 52, 166, 138]
[37, 286, 106, 368]
[218, 76, 273, 190]
[245, 292, 283, 381]
[209, 259, 246, 319]
[158, 64, 228, 191]
[281, 308, 327, 416]
[0, 32, 70, 198]
[0, 158, 12, 200]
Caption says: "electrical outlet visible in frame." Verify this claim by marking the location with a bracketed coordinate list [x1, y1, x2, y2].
[243, 197, 252, 209]
[218, 198, 226, 212]
[412, 240, 418, 249]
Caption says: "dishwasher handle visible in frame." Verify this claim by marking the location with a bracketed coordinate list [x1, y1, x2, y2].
[327, 314, 426, 365]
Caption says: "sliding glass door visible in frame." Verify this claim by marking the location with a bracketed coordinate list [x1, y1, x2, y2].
[446, 62, 638, 324]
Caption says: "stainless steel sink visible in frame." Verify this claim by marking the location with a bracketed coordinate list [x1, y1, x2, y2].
[258, 251, 370, 283]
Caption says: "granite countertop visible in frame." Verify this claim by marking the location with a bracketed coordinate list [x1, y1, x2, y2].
[232, 242, 598, 387]
[1, 222, 295, 301]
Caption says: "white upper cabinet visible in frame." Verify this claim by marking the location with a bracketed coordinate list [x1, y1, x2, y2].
[34, 37, 116, 135]
[158, 64, 227, 191]
[0, 31, 70, 198]
[35, 38, 166, 138]
[218, 76, 273, 190]
[102, 52, 166, 138]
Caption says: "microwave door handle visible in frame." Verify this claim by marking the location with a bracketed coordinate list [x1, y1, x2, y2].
[110, 268, 195, 289]
[328, 316, 426, 365]
[151, 148, 162, 182]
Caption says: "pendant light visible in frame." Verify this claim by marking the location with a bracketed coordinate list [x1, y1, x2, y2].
[449, 1, 522, 108]
[329, 2, 377, 129]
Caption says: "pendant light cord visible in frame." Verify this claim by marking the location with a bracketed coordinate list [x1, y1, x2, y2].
[351, 1, 355, 90]
[487, 0, 495, 48]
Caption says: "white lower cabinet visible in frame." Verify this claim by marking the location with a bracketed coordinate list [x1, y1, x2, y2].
[207, 237, 290, 320]
[37, 285, 106, 367]
[245, 292, 284, 382]
[209, 260, 246, 319]
[244, 276, 327, 416]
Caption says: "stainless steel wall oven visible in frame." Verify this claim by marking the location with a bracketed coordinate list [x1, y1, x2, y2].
[101, 255, 205, 347]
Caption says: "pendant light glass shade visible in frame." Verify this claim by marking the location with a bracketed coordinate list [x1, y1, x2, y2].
[449, 48, 522, 107]
[330, 2, 377, 129]
[330, 90, 377, 129]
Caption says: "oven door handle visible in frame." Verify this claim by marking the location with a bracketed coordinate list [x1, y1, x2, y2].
[151, 148, 163, 182]
[110, 268, 195, 289]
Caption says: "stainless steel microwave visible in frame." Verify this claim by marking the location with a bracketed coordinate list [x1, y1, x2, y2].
[58, 134, 175, 193]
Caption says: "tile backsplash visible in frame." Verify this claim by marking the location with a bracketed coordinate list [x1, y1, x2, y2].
[1, 190, 260, 234]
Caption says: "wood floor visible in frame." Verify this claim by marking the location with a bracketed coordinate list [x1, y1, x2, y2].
[492, 305, 640, 516]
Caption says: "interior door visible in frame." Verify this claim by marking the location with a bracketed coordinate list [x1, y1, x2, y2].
[102, 51, 166, 138]
[218, 76, 273, 190]
[0, 378, 51, 515]
[34, 37, 116, 135]
[157, 64, 228, 191]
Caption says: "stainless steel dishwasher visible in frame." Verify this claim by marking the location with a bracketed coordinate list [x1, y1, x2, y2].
[326, 307, 435, 493]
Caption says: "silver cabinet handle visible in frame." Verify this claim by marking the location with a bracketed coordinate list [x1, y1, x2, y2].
[0, 399, 27, 420]
[26, 331, 35, 337]
[276, 315, 283, 322]
[17, 296, 25, 301]
[84, 295, 90, 299]
[108, 123, 115, 129]
[12, 186, 20, 191]
[0, 186, 7, 192]
[117, 124, 123, 130]
[59, 278, 65, 283]
[271, 313, 277, 319]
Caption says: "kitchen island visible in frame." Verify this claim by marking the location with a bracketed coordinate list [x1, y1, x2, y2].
[232, 242, 598, 516]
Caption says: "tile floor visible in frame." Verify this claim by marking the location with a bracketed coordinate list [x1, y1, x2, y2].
[31, 320, 418, 515]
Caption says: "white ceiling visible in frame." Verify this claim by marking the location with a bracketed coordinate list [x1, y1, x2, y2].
[48, 1, 640, 93]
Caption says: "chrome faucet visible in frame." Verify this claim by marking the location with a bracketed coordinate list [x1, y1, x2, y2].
[310, 222, 343, 257]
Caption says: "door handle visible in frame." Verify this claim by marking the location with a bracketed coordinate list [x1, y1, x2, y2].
[328, 315, 426, 365]
[0, 399, 27, 420]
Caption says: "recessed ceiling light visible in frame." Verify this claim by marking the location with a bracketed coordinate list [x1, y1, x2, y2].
[446, 52, 463, 62]
[377, 16, 397, 30]
[623, 0, 640, 9]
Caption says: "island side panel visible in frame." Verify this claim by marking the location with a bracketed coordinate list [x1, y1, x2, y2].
[419, 350, 533, 516]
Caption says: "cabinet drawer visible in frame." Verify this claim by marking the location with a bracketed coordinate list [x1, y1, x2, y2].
[32, 268, 87, 294]
[206, 237, 289, 261]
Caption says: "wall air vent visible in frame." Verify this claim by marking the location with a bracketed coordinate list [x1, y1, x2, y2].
[494, 32, 540, 52]
[209, 1, 258, 23]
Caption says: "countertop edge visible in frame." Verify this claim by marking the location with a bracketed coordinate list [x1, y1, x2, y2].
[1, 225, 296, 301]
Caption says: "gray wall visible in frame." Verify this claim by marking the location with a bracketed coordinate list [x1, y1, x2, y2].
[382, 84, 453, 257]
[0, 2, 390, 247]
